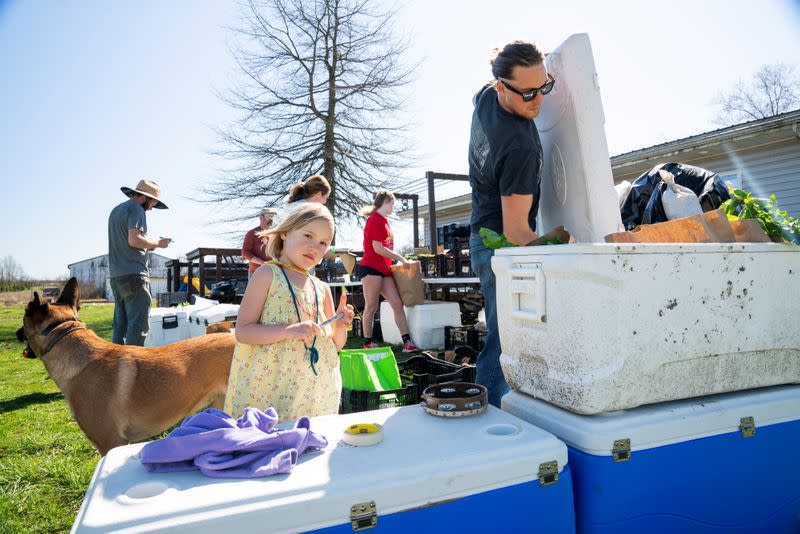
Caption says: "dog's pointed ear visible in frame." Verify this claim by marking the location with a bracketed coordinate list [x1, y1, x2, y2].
[32, 291, 47, 307]
[57, 277, 81, 311]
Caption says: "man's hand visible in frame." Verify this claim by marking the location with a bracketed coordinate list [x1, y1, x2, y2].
[157, 238, 172, 248]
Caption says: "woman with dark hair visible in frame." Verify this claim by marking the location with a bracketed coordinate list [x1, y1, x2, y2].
[287, 175, 331, 205]
[356, 190, 418, 352]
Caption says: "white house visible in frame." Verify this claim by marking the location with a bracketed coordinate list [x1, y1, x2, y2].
[67, 252, 173, 300]
[401, 109, 800, 244]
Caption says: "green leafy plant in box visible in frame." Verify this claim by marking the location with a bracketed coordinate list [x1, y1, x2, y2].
[722, 188, 800, 244]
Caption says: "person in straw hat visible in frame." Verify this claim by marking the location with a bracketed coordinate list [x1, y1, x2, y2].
[108, 179, 172, 346]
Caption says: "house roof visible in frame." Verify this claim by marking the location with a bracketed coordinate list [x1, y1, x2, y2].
[68, 252, 174, 269]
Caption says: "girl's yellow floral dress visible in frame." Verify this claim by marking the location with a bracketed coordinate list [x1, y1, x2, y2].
[224, 264, 341, 421]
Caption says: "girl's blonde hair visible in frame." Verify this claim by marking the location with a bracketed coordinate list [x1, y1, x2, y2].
[287, 175, 331, 204]
[359, 189, 395, 217]
[258, 202, 335, 260]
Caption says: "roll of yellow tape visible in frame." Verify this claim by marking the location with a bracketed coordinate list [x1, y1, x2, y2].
[342, 423, 384, 446]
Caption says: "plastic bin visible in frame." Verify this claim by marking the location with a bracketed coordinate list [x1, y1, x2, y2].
[444, 325, 486, 352]
[380, 301, 461, 349]
[189, 303, 239, 338]
[502, 386, 800, 533]
[340, 379, 419, 414]
[72, 405, 574, 534]
[144, 307, 191, 347]
[339, 347, 401, 392]
[398, 353, 476, 397]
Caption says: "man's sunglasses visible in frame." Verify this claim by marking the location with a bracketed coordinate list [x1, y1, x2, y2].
[498, 74, 555, 102]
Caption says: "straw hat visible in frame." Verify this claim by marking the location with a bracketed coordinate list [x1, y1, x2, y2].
[121, 179, 168, 209]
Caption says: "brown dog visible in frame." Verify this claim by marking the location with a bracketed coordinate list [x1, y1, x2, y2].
[17, 278, 235, 455]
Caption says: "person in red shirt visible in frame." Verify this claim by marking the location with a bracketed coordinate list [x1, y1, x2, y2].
[357, 190, 419, 352]
[242, 208, 277, 277]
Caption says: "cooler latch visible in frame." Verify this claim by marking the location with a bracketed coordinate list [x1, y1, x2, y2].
[612, 439, 631, 462]
[739, 416, 756, 438]
[350, 501, 377, 531]
[538, 461, 559, 486]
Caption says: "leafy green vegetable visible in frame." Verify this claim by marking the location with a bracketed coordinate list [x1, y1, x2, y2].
[722, 188, 800, 244]
[479, 227, 516, 249]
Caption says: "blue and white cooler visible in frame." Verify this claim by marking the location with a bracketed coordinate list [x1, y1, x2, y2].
[71, 405, 576, 533]
[503, 385, 800, 533]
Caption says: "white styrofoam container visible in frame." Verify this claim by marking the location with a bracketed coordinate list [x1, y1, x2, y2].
[380, 301, 461, 348]
[72, 405, 574, 533]
[502, 386, 800, 532]
[535, 33, 623, 243]
[144, 307, 190, 347]
[494, 243, 800, 414]
[189, 303, 239, 338]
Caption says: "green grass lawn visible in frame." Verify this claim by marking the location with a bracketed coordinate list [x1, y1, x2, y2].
[0, 303, 112, 533]
[0, 300, 399, 532]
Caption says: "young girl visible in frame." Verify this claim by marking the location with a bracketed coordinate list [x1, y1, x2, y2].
[224, 203, 355, 421]
[357, 190, 419, 352]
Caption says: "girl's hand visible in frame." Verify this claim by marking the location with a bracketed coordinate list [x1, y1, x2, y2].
[286, 321, 321, 345]
[334, 294, 355, 329]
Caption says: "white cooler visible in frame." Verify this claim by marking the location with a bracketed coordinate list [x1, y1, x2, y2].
[144, 307, 190, 347]
[189, 303, 239, 338]
[379, 301, 461, 349]
[71, 405, 576, 533]
[502, 386, 800, 532]
[491, 33, 800, 413]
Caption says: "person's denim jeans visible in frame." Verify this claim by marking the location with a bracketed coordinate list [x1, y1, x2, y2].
[110, 274, 152, 346]
[470, 234, 510, 407]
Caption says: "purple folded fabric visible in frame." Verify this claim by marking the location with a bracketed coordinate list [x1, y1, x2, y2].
[140, 407, 328, 478]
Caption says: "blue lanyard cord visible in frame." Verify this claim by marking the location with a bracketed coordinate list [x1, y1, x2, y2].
[278, 265, 320, 376]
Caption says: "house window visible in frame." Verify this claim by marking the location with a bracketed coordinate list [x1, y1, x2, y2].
[717, 169, 742, 190]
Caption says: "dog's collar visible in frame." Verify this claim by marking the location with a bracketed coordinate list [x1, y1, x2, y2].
[40, 317, 86, 357]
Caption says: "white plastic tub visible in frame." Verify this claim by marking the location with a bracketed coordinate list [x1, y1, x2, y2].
[71, 405, 575, 533]
[144, 307, 190, 347]
[380, 301, 461, 348]
[189, 303, 239, 338]
[493, 242, 800, 413]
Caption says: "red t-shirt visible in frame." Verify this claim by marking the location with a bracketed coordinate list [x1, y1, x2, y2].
[359, 212, 393, 275]
[242, 225, 270, 274]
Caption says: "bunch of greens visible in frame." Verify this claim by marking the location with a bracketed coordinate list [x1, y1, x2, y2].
[722, 188, 800, 244]
[479, 227, 564, 249]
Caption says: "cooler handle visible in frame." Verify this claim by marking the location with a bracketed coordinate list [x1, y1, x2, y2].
[510, 265, 546, 323]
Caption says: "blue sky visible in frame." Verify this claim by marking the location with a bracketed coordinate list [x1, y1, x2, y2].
[2, 0, 800, 278]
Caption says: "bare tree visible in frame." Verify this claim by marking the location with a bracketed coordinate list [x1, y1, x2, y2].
[714, 63, 800, 126]
[206, 0, 417, 221]
[0, 256, 26, 288]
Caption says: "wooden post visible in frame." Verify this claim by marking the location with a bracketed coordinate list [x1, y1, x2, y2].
[198, 255, 206, 297]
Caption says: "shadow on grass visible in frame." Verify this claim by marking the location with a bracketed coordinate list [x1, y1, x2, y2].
[0, 391, 63, 413]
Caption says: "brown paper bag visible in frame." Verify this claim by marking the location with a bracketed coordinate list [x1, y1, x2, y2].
[604, 209, 735, 244]
[391, 261, 425, 307]
[730, 219, 771, 243]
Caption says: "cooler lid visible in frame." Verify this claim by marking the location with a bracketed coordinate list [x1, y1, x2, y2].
[72, 406, 567, 533]
[194, 303, 240, 323]
[146, 308, 187, 324]
[536, 33, 623, 243]
[502, 386, 800, 456]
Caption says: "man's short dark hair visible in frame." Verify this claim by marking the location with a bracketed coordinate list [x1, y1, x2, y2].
[490, 41, 544, 80]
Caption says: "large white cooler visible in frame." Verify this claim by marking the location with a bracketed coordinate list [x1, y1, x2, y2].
[503, 386, 800, 533]
[379, 301, 461, 349]
[492, 33, 800, 413]
[189, 303, 239, 338]
[71, 405, 575, 533]
[144, 307, 191, 347]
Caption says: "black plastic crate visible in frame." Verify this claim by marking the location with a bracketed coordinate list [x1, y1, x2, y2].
[340, 379, 419, 414]
[444, 326, 487, 352]
[399, 353, 476, 396]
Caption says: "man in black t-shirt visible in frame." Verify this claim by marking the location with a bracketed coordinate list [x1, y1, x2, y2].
[468, 40, 555, 407]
